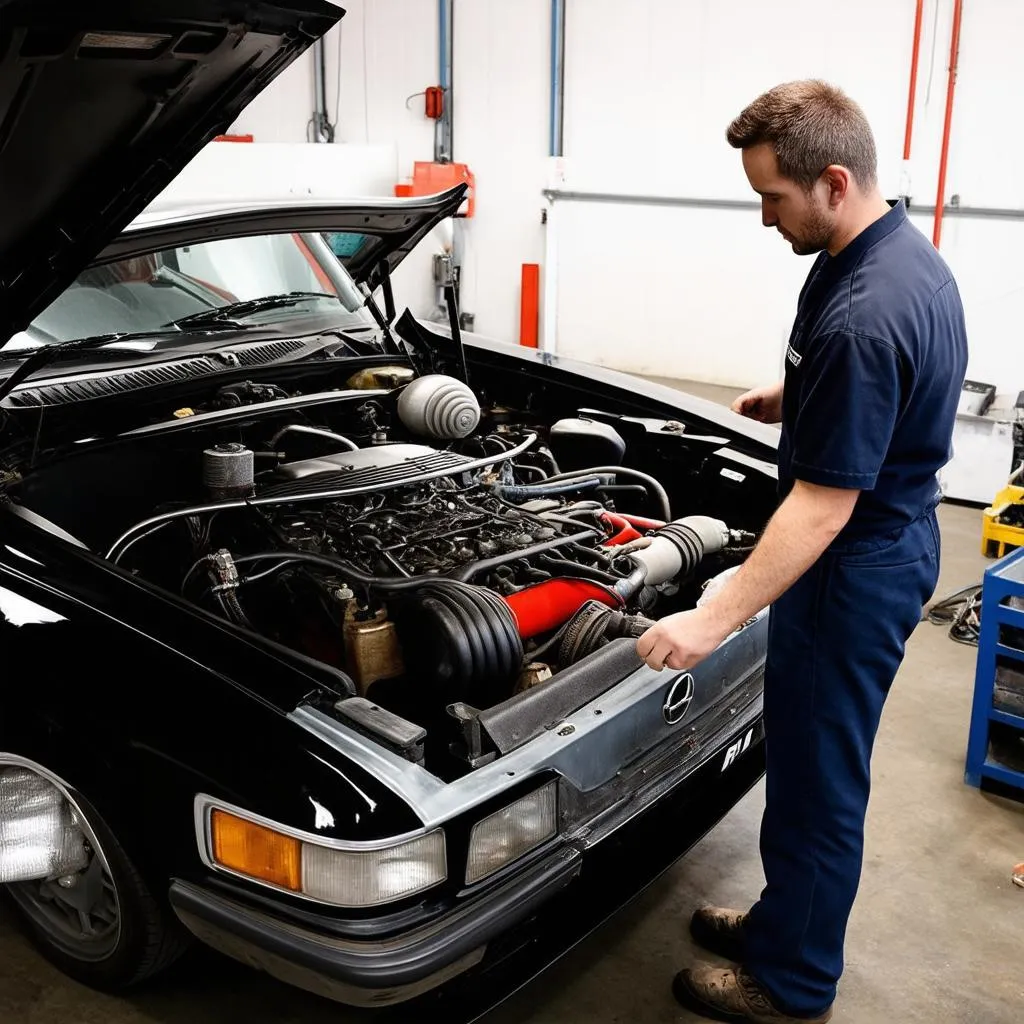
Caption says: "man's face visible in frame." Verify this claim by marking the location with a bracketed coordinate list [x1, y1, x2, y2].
[741, 143, 834, 256]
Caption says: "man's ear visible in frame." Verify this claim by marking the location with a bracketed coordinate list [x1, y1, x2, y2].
[822, 165, 851, 209]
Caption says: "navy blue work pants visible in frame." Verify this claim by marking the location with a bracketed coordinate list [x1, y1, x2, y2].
[744, 508, 941, 1016]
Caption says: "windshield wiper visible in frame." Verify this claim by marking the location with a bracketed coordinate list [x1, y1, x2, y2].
[166, 292, 336, 330]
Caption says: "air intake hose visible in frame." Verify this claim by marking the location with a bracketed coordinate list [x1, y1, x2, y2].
[394, 581, 523, 707]
[504, 578, 622, 638]
[558, 600, 656, 666]
[626, 515, 730, 586]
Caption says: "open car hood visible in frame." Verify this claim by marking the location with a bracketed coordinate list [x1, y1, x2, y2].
[88, 187, 471, 291]
[0, 0, 344, 347]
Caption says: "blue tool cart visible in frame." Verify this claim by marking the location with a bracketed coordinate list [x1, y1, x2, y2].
[965, 543, 1024, 791]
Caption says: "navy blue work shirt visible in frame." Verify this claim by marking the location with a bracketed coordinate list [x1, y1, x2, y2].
[777, 200, 968, 540]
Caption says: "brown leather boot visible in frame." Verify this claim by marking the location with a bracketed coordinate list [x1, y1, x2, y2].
[672, 964, 833, 1023]
[689, 904, 748, 962]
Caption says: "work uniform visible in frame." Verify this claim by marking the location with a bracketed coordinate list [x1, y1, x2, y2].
[743, 201, 968, 1016]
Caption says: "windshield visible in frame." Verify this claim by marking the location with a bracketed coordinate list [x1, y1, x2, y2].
[24, 231, 375, 345]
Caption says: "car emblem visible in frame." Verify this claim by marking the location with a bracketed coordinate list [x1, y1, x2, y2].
[663, 672, 695, 725]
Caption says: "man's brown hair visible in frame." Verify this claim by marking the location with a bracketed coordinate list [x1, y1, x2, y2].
[726, 80, 878, 191]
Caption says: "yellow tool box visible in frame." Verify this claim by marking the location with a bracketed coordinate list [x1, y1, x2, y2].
[981, 466, 1024, 558]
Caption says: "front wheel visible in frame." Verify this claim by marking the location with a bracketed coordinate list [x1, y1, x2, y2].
[4, 768, 188, 991]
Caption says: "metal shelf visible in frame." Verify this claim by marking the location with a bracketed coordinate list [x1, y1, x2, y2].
[995, 643, 1024, 664]
[972, 760, 1024, 790]
[964, 544, 1024, 791]
[990, 707, 1024, 730]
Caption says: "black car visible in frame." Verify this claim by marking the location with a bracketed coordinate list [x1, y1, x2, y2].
[0, 0, 780, 1014]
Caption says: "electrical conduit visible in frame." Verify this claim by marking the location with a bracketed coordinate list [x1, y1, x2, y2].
[899, 0, 925, 202]
[933, 0, 964, 249]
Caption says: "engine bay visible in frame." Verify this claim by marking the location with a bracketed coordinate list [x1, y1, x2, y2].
[4, 362, 776, 779]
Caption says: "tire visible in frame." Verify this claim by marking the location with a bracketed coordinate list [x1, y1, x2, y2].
[4, 777, 190, 991]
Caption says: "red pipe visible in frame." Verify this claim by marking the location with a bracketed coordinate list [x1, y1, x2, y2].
[614, 512, 667, 531]
[933, 0, 964, 249]
[903, 0, 924, 162]
[519, 263, 540, 348]
[503, 578, 621, 638]
[604, 525, 642, 546]
[599, 512, 643, 546]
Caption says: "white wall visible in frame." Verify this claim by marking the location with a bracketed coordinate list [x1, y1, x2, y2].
[228, 0, 435, 169]
[149, 142, 400, 206]
[222, 0, 1024, 398]
[449, 0, 549, 339]
[916, 213, 1024, 397]
[552, 201, 807, 387]
[225, 0, 549, 341]
[553, 0, 1024, 399]
[562, 0, 910, 200]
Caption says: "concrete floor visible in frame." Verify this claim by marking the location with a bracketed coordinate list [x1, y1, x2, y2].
[3, 380, 1023, 1023]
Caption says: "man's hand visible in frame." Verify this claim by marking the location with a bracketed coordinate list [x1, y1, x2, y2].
[731, 380, 784, 424]
[636, 606, 730, 672]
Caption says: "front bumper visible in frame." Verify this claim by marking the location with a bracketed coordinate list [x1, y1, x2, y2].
[168, 698, 764, 1017]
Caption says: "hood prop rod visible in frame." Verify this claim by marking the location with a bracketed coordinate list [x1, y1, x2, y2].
[377, 258, 397, 324]
[444, 283, 470, 385]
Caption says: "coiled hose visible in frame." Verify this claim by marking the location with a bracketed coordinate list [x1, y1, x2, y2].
[394, 580, 524, 705]
[558, 599, 655, 666]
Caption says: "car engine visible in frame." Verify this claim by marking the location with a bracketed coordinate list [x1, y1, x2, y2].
[96, 373, 759, 775]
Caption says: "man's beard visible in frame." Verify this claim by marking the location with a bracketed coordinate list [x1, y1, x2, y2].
[789, 201, 834, 255]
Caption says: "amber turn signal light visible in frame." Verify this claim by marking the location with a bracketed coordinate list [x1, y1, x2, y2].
[210, 809, 301, 891]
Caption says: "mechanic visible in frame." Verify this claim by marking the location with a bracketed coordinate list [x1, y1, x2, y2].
[636, 80, 968, 1023]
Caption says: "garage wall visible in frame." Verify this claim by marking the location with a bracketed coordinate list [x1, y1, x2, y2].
[227, 0, 550, 343]
[553, 0, 1024, 399]
[228, 0, 435, 169]
[449, 0, 550, 341]
[224, 0, 1024, 398]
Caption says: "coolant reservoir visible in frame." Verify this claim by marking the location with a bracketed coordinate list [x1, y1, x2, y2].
[346, 366, 415, 390]
[343, 605, 406, 695]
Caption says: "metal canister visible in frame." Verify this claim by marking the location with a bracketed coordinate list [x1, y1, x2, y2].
[202, 443, 254, 501]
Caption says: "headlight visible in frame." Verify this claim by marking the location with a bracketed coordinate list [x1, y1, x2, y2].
[466, 782, 558, 885]
[201, 802, 446, 907]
